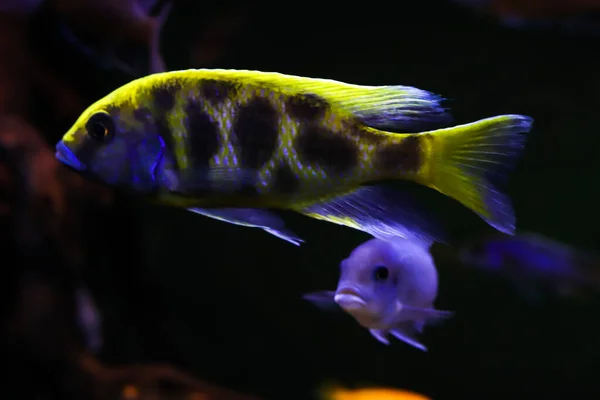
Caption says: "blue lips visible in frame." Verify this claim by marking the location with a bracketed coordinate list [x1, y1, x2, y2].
[55, 141, 85, 171]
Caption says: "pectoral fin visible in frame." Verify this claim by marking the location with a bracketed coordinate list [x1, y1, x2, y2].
[399, 304, 454, 325]
[300, 185, 447, 247]
[303, 291, 340, 311]
[187, 207, 303, 245]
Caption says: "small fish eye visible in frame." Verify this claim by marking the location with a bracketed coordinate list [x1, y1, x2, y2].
[372, 265, 389, 282]
[86, 112, 115, 142]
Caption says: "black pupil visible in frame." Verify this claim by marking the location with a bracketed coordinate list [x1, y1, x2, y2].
[373, 266, 389, 281]
[89, 122, 107, 140]
[86, 113, 114, 141]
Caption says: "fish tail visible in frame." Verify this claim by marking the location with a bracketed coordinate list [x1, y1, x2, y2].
[424, 114, 533, 234]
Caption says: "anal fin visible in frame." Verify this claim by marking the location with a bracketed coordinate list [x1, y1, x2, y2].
[300, 185, 447, 247]
[187, 207, 303, 246]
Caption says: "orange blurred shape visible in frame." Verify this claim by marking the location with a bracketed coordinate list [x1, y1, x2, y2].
[188, 393, 208, 400]
[121, 384, 139, 400]
[329, 386, 431, 400]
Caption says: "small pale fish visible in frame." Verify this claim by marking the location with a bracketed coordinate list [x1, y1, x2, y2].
[54, 69, 532, 245]
[304, 237, 453, 351]
[459, 232, 600, 300]
[319, 383, 431, 400]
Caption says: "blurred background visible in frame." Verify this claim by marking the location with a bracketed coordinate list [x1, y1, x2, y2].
[2, 0, 600, 398]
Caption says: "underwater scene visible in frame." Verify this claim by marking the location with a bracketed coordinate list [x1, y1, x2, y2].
[1, 0, 600, 398]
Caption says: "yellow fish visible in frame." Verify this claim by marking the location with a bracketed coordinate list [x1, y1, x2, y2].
[54, 69, 532, 245]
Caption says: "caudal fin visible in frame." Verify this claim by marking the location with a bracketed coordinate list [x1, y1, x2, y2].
[427, 114, 533, 235]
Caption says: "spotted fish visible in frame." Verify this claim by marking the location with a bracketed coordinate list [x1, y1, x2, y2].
[54, 69, 533, 245]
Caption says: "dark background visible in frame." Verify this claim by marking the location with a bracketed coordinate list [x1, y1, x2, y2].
[2, 0, 600, 398]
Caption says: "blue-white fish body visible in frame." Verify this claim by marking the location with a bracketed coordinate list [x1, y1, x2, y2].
[304, 237, 453, 351]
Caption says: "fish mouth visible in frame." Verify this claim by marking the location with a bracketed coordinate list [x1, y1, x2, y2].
[55, 141, 85, 171]
[334, 287, 367, 310]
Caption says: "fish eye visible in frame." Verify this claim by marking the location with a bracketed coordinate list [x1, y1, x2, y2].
[85, 111, 115, 142]
[372, 265, 389, 282]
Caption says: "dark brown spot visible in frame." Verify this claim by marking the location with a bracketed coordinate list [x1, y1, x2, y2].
[152, 85, 180, 170]
[285, 93, 329, 121]
[232, 98, 280, 169]
[153, 85, 178, 111]
[185, 100, 220, 169]
[375, 135, 422, 172]
[271, 163, 300, 195]
[200, 79, 237, 104]
[295, 125, 358, 175]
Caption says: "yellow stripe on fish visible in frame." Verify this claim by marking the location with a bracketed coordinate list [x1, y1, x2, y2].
[55, 69, 533, 245]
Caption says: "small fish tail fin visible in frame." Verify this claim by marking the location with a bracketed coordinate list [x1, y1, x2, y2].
[426, 114, 533, 235]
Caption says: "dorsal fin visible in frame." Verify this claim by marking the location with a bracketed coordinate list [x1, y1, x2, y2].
[172, 69, 454, 132]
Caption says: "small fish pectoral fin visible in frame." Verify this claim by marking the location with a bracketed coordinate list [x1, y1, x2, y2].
[302, 291, 340, 311]
[300, 185, 447, 246]
[390, 326, 428, 352]
[400, 305, 454, 326]
[369, 329, 391, 345]
[187, 207, 303, 246]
